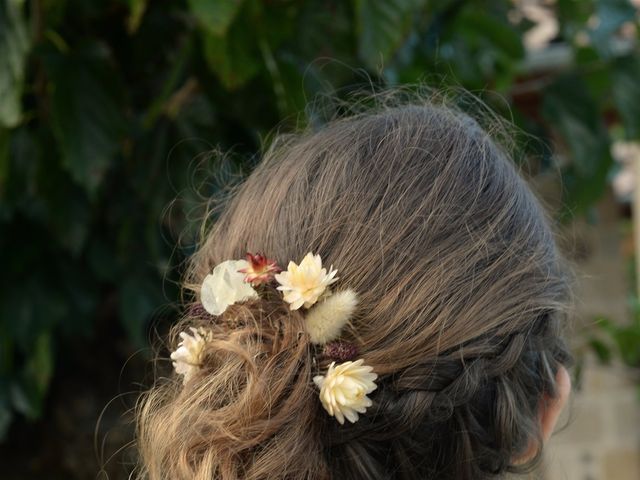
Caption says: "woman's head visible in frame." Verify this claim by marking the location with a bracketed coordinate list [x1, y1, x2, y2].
[136, 100, 572, 479]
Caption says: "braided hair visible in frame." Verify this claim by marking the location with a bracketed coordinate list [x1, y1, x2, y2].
[135, 96, 571, 480]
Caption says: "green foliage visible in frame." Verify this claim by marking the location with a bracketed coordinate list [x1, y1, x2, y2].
[0, 0, 639, 439]
[593, 314, 640, 369]
[0, 0, 30, 128]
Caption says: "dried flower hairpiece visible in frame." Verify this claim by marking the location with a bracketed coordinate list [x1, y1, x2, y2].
[200, 259, 258, 315]
[170, 251, 377, 423]
[274, 252, 338, 310]
[238, 253, 281, 286]
[170, 327, 212, 385]
[313, 359, 378, 424]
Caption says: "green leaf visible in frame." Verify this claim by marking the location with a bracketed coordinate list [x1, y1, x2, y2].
[612, 55, 640, 139]
[575, 46, 612, 99]
[126, 0, 148, 33]
[202, 25, 261, 90]
[46, 47, 126, 196]
[355, 0, 426, 70]
[10, 332, 53, 420]
[455, 8, 525, 60]
[119, 274, 164, 348]
[588, 337, 612, 364]
[188, 0, 244, 36]
[0, 0, 30, 128]
[614, 325, 640, 368]
[24, 332, 53, 397]
[542, 74, 612, 216]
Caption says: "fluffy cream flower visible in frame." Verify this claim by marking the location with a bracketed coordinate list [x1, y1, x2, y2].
[313, 359, 378, 424]
[170, 327, 212, 384]
[200, 259, 259, 315]
[304, 289, 358, 344]
[274, 252, 338, 310]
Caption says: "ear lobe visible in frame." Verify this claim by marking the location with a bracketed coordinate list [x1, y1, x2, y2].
[540, 365, 571, 442]
[513, 364, 572, 464]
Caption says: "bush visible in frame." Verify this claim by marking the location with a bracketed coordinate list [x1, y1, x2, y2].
[0, 0, 638, 439]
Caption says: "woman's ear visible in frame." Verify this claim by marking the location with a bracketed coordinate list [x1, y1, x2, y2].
[514, 364, 572, 463]
[540, 364, 571, 442]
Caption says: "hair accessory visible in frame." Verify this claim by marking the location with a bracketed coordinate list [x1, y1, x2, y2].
[174, 251, 377, 423]
[274, 252, 338, 310]
[313, 359, 378, 424]
[238, 253, 281, 286]
[323, 341, 359, 362]
[200, 259, 259, 315]
[170, 327, 213, 385]
[304, 289, 358, 344]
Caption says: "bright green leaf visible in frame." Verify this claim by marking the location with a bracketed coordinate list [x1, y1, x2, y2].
[188, 0, 244, 36]
[0, 0, 30, 128]
[355, 0, 426, 70]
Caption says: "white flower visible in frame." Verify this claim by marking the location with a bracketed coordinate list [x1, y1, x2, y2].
[200, 259, 259, 315]
[274, 252, 338, 310]
[170, 327, 212, 384]
[313, 359, 378, 425]
[305, 289, 358, 344]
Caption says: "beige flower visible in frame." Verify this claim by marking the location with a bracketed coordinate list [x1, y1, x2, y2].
[170, 327, 212, 384]
[313, 359, 378, 424]
[200, 259, 259, 315]
[304, 289, 358, 344]
[274, 252, 338, 310]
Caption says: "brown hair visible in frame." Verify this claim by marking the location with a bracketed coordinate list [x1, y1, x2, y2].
[135, 98, 571, 479]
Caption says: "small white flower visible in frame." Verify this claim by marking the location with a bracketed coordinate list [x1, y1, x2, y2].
[274, 252, 338, 310]
[200, 259, 259, 315]
[313, 359, 378, 425]
[170, 327, 212, 384]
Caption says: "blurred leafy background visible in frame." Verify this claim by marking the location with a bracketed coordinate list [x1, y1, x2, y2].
[0, 0, 639, 478]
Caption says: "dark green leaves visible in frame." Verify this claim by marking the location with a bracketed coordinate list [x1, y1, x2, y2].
[543, 74, 612, 216]
[119, 274, 164, 348]
[1, 0, 639, 448]
[612, 55, 640, 139]
[0, 0, 30, 128]
[355, 0, 426, 70]
[46, 47, 126, 196]
[202, 22, 261, 90]
[188, 0, 243, 36]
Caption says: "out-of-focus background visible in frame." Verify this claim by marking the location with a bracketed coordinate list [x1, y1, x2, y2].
[0, 1, 639, 478]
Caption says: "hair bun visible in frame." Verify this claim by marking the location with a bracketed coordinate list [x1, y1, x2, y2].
[138, 293, 329, 478]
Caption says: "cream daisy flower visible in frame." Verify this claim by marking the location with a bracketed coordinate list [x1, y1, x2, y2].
[274, 252, 338, 310]
[170, 327, 212, 384]
[313, 359, 378, 425]
[200, 259, 259, 315]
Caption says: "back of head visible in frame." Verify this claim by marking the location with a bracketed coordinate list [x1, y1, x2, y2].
[136, 100, 571, 480]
